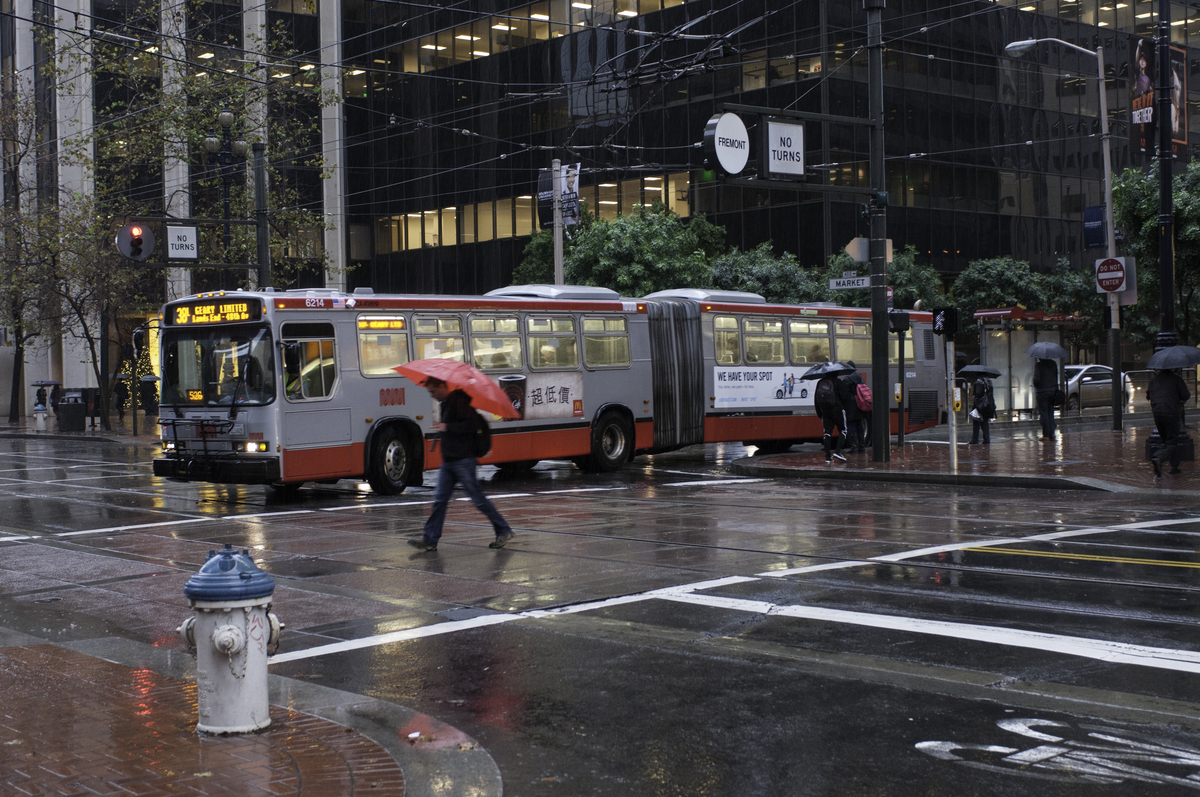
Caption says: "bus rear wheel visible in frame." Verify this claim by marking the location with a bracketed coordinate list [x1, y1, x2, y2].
[368, 427, 413, 495]
[582, 412, 631, 472]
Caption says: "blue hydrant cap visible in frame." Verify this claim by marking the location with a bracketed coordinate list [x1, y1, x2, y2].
[183, 543, 275, 601]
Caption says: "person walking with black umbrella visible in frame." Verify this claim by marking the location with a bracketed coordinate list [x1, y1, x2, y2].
[1148, 368, 1190, 476]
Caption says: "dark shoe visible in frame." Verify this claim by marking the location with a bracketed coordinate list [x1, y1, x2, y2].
[832, 452, 846, 462]
[1151, 458, 1163, 477]
[407, 538, 438, 552]
[824, 455, 832, 463]
[1170, 467, 1183, 475]
[489, 530, 515, 549]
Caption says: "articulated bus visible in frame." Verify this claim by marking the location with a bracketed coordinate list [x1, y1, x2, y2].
[152, 284, 945, 494]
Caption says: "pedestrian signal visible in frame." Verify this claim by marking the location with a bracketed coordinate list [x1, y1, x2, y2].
[116, 223, 155, 261]
[932, 307, 958, 336]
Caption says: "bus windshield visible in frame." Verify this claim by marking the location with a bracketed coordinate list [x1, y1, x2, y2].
[161, 325, 276, 407]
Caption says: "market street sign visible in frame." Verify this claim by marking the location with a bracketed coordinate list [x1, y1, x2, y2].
[830, 276, 870, 290]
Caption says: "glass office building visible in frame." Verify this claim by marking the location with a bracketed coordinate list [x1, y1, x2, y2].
[338, 0, 1199, 294]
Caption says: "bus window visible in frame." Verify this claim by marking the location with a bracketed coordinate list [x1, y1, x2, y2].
[713, 316, 740, 365]
[357, 316, 410, 376]
[414, 316, 464, 361]
[789, 320, 830, 364]
[581, 316, 629, 367]
[529, 316, 579, 368]
[160, 326, 276, 407]
[281, 322, 337, 400]
[743, 318, 784, 364]
[888, 336, 915, 364]
[834, 321, 872, 365]
[471, 316, 523, 370]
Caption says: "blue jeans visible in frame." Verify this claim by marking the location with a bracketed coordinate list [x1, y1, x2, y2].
[423, 457, 511, 544]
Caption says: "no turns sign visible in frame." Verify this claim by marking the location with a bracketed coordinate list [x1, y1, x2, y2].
[1095, 257, 1127, 293]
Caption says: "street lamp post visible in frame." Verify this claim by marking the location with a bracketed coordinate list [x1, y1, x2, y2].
[1005, 38, 1122, 430]
[204, 109, 249, 255]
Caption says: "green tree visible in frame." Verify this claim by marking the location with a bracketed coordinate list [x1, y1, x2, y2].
[950, 256, 1049, 340]
[1112, 161, 1200, 346]
[821, 245, 944, 310]
[512, 206, 596, 285]
[711, 242, 832, 303]
[1043, 257, 1108, 351]
[558, 202, 724, 296]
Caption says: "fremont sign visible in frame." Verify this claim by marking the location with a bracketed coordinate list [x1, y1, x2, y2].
[1095, 257, 1127, 293]
[703, 112, 750, 175]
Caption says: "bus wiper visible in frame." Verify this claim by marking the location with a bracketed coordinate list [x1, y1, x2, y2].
[228, 358, 249, 420]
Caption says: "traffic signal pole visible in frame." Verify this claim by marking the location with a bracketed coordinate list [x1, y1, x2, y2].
[867, 0, 888, 463]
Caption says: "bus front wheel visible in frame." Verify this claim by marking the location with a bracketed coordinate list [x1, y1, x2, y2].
[583, 412, 632, 472]
[368, 427, 413, 495]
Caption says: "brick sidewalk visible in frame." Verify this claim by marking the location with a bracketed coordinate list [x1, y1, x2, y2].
[0, 645, 404, 796]
[738, 424, 1200, 492]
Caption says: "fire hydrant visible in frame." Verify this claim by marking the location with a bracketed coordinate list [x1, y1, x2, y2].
[177, 544, 283, 734]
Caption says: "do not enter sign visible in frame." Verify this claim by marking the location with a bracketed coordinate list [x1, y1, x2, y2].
[1095, 257, 1127, 293]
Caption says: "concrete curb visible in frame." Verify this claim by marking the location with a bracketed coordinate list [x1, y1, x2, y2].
[731, 458, 1111, 491]
[62, 636, 503, 797]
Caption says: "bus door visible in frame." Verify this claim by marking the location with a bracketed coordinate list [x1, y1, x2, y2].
[646, 300, 704, 448]
[279, 321, 354, 479]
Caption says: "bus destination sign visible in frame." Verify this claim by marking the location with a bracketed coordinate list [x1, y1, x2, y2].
[169, 299, 263, 326]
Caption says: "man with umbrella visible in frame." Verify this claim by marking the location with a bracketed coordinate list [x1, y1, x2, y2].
[401, 371, 515, 553]
[801, 361, 852, 463]
[1145, 346, 1200, 476]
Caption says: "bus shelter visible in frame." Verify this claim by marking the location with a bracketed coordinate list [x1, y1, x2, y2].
[973, 308, 1088, 421]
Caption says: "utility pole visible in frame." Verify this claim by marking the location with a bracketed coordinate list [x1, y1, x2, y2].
[552, 159, 564, 286]
[866, 0, 888, 462]
[253, 143, 270, 288]
[1156, 0, 1176, 351]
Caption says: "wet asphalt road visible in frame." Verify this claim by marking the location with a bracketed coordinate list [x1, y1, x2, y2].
[4, 436, 1200, 795]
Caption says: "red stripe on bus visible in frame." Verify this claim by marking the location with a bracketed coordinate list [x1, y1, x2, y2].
[282, 443, 363, 480]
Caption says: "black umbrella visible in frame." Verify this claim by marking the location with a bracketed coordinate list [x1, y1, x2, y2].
[798, 361, 855, 381]
[139, 375, 160, 382]
[1025, 341, 1068, 359]
[1146, 345, 1200, 370]
[31, 380, 61, 387]
[957, 365, 1001, 379]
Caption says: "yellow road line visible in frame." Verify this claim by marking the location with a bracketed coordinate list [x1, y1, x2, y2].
[967, 546, 1200, 569]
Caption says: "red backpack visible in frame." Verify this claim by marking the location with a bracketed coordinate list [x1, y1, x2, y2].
[854, 382, 873, 412]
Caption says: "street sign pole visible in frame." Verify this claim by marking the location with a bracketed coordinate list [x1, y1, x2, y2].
[867, 0, 888, 463]
[946, 337, 957, 471]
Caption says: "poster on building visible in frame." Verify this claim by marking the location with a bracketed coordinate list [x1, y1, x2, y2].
[1131, 38, 1155, 157]
[712, 366, 815, 409]
[537, 163, 582, 228]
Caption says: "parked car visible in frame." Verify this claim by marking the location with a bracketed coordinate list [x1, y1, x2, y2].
[1064, 364, 1131, 410]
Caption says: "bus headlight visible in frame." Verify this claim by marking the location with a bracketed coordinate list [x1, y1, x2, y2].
[163, 441, 176, 451]
[244, 441, 269, 453]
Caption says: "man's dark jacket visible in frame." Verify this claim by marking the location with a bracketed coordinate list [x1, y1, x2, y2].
[1148, 370, 1191, 418]
[439, 389, 479, 461]
[1033, 359, 1058, 395]
[839, 372, 865, 422]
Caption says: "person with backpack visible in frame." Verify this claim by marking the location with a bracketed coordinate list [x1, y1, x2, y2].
[408, 377, 514, 553]
[838, 361, 869, 452]
[969, 377, 995, 445]
[814, 373, 847, 463]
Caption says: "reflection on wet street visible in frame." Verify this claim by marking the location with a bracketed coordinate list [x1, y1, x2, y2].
[5, 435, 1200, 795]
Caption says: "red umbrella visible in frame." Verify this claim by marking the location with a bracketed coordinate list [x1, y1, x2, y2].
[393, 359, 520, 419]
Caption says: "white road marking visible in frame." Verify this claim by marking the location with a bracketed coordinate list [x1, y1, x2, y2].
[225, 510, 314, 521]
[0, 535, 40, 543]
[665, 478, 766, 487]
[539, 487, 627, 494]
[268, 515, 1200, 674]
[51, 518, 215, 537]
[660, 591, 1200, 674]
[321, 501, 434, 511]
[270, 577, 758, 664]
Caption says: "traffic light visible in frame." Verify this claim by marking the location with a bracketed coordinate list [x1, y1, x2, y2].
[116, 223, 155, 261]
[888, 311, 910, 333]
[932, 307, 959, 336]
